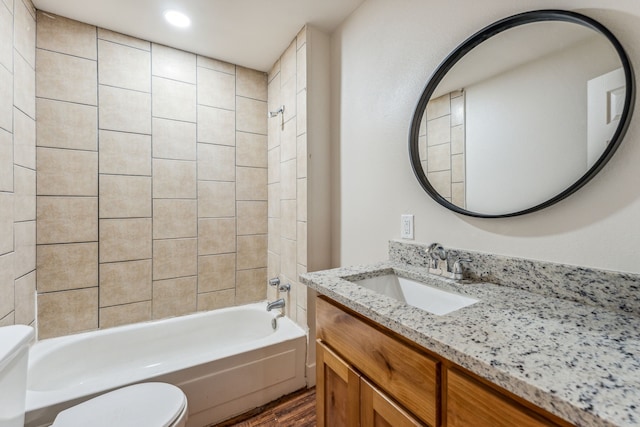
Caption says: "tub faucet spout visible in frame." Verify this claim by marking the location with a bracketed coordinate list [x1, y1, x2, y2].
[267, 298, 285, 311]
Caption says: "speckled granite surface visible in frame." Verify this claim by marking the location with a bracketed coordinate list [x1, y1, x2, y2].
[301, 259, 640, 426]
[389, 240, 640, 316]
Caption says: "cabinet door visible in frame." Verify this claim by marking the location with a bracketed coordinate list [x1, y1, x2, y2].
[446, 369, 557, 427]
[361, 377, 426, 427]
[317, 340, 360, 427]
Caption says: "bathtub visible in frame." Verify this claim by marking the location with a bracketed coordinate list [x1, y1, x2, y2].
[25, 302, 307, 427]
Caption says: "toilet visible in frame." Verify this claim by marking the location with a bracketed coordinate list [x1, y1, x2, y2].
[0, 325, 188, 427]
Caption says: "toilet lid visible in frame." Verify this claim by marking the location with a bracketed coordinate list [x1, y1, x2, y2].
[52, 382, 187, 427]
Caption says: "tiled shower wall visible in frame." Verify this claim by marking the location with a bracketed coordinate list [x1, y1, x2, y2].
[35, 13, 268, 339]
[267, 27, 308, 328]
[0, 0, 37, 328]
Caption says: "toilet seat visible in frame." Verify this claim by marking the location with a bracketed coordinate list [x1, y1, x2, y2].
[51, 382, 187, 427]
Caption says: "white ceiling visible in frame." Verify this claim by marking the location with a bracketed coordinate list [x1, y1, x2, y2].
[31, 0, 366, 72]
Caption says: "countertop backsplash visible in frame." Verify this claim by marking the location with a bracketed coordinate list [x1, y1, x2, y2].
[389, 240, 640, 316]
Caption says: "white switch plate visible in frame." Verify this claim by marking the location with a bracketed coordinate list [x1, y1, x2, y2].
[401, 214, 414, 239]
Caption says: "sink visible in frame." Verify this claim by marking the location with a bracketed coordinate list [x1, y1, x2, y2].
[351, 274, 478, 315]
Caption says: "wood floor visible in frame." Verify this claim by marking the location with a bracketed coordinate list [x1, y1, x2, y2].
[211, 387, 316, 427]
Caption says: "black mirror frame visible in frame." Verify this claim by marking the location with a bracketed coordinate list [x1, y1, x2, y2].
[409, 9, 635, 218]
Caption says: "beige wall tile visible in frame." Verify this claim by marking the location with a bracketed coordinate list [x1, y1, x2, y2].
[0, 253, 14, 318]
[36, 11, 96, 60]
[14, 220, 35, 278]
[236, 167, 267, 201]
[452, 183, 465, 207]
[99, 130, 151, 176]
[0, 193, 13, 255]
[36, 196, 98, 244]
[37, 287, 98, 339]
[237, 235, 267, 270]
[236, 66, 267, 101]
[0, 130, 13, 191]
[14, 0, 35, 68]
[14, 270, 35, 325]
[427, 143, 451, 172]
[198, 181, 235, 218]
[428, 170, 452, 198]
[237, 201, 267, 235]
[268, 147, 280, 184]
[297, 221, 307, 267]
[426, 94, 451, 119]
[198, 218, 236, 255]
[0, 5, 12, 72]
[197, 56, 235, 74]
[98, 39, 151, 92]
[99, 259, 152, 307]
[100, 301, 151, 329]
[198, 253, 235, 293]
[197, 67, 235, 110]
[14, 53, 35, 119]
[296, 264, 307, 310]
[98, 28, 150, 51]
[153, 199, 197, 239]
[0, 313, 14, 326]
[236, 268, 266, 304]
[281, 200, 296, 241]
[268, 58, 280, 84]
[296, 89, 307, 136]
[37, 242, 98, 292]
[197, 105, 235, 146]
[281, 159, 297, 200]
[152, 44, 196, 83]
[36, 98, 97, 151]
[452, 153, 465, 183]
[152, 76, 196, 122]
[99, 85, 151, 134]
[153, 238, 197, 280]
[280, 238, 296, 283]
[197, 289, 235, 312]
[451, 125, 464, 154]
[13, 108, 35, 169]
[152, 159, 196, 199]
[99, 218, 151, 262]
[36, 49, 96, 106]
[37, 148, 98, 196]
[99, 175, 151, 218]
[280, 78, 296, 123]
[297, 179, 307, 222]
[236, 132, 267, 168]
[280, 118, 296, 161]
[297, 135, 307, 178]
[296, 43, 307, 92]
[152, 118, 196, 160]
[280, 41, 296, 85]
[267, 252, 280, 291]
[267, 183, 280, 218]
[0, 67, 12, 132]
[427, 115, 451, 146]
[153, 276, 196, 319]
[268, 218, 281, 255]
[451, 95, 464, 126]
[197, 143, 235, 182]
[236, 97, 267, 135]
[419, 135, 427, 161]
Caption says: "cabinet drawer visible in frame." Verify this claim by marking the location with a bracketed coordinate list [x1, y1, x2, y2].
[446, 369, 558, 427]
[317, 297, 439, 426]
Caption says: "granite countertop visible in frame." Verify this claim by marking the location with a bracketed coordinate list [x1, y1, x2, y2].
[301, 261, 640, 427]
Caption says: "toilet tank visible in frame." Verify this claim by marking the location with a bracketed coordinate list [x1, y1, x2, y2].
[0, 325, 34, 427]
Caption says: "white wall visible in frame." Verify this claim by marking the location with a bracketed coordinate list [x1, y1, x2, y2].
[330, 0, 640, 273]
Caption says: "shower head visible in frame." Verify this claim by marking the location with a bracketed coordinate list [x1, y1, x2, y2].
[268, 105, 285, 118]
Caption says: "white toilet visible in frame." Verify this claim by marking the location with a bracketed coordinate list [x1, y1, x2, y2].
[0, 325, 188, 427]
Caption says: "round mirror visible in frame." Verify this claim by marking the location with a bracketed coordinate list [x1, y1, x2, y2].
[409, 10, 635, 218]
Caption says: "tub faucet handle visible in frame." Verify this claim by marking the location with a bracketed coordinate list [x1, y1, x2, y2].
[278, 283, 291, 293]
[268, 277, 280, 287]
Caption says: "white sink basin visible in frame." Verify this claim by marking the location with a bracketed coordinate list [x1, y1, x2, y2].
[352, 274, 478, 315]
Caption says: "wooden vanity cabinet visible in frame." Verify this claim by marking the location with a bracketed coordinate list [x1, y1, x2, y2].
[316, 296, 572, 427]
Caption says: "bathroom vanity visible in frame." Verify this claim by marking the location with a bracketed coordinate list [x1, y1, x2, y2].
[301, 242, 640, 427]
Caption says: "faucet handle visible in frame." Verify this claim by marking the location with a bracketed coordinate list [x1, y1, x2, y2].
[268, 277, 280, 287]
[452, 258, 472, 277]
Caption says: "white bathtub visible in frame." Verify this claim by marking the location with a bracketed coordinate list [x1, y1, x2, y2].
[25, 302, 307, 427]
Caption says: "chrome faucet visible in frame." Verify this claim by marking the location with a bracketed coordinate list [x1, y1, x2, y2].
[425, 243, 471, 281]
[266, 298, 285, 311]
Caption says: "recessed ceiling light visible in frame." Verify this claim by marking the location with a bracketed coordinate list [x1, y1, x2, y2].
[163, 10, 191, 28]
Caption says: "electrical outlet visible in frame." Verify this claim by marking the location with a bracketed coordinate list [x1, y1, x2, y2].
[401, 214, 414, 239]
